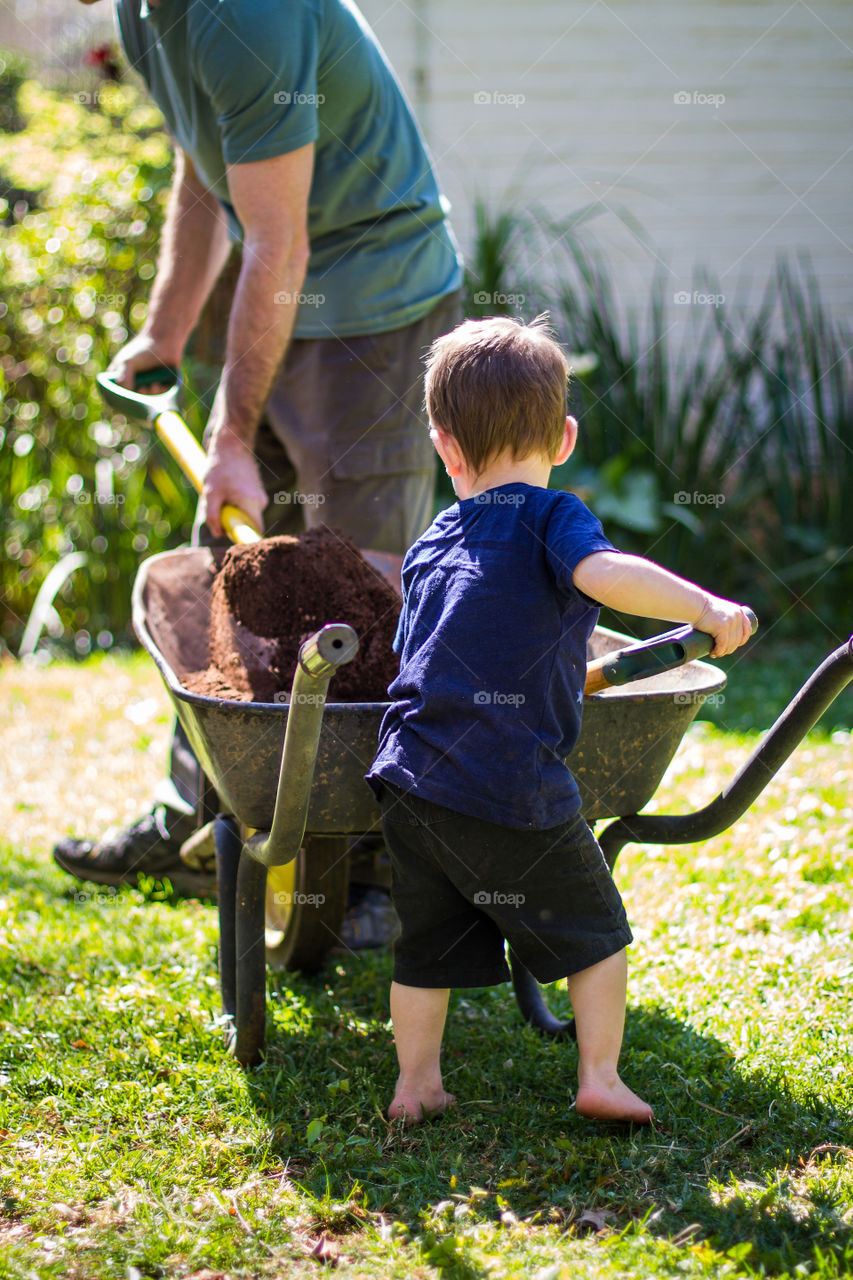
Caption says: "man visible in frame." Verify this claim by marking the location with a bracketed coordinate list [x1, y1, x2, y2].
[54, 0, 463, 902]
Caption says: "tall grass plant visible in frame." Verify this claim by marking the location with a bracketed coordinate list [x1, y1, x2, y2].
[463, 204, 852, 641]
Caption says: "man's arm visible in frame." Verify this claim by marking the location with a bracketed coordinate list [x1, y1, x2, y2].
[200, 143, 314, 536]
[573, 551, 753, 657]
[110, 149, 232, 382]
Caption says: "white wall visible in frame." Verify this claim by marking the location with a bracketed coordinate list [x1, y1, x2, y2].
[360, 0, 853, 319]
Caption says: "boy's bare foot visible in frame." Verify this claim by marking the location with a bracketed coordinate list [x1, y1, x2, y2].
[388, 1083, 456, 1124]
[575, 1076, 653, 1124]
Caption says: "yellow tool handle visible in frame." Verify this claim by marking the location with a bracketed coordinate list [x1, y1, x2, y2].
[154, 409, 262, 545]
[583, 611, 758, 696]
[583, 663, 615, 696]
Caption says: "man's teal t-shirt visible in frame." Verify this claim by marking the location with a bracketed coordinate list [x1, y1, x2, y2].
[116, 0, 463, 338]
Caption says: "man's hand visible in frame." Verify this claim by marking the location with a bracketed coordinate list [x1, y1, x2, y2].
[693, 596, 754, 657]
[200, 429, 268, 539]
[108, 332, 182, 393]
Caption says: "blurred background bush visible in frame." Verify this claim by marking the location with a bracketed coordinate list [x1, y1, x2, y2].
[0, 52, 204, 657]
[1, 52, 850, 663]
[462, 202, 852, 646]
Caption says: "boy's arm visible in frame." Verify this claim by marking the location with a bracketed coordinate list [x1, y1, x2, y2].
[573, 551, 753, 657]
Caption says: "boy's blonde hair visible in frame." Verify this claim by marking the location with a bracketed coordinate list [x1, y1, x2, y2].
[424, 315, 570, 475]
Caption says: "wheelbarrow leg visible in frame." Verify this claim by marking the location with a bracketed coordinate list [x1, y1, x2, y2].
[233, 851, 268, 1068]
[215, 816, 268, 1065]
[214, 815, 241, 1035]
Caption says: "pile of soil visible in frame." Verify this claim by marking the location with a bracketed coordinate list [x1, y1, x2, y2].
[184, 529, 401, 703]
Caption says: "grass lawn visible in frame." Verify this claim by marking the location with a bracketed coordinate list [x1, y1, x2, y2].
[1, 641, 851, 1280]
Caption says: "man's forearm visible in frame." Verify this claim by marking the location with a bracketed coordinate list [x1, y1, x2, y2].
[212, 234, 310, 449]
[144, 150, 233, 361]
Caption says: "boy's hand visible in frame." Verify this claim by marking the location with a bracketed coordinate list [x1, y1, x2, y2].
[693, 596, 754, 657]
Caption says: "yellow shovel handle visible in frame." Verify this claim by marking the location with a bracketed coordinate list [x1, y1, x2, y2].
[154, 409, 262, 545]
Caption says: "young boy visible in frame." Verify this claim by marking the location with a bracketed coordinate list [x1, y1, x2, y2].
[365, 317, 753, 1125]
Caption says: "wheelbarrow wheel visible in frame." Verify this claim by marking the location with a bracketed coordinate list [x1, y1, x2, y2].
[264, 836, 350, 973]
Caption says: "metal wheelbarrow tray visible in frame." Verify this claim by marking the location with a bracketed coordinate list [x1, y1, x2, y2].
[133, 546, 853, 1063]
[133, 546, 727, 829]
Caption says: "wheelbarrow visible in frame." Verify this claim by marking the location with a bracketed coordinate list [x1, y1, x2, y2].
[106, 372, 853, 1065]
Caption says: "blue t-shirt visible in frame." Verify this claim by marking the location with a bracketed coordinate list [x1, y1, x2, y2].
[366, 484, 618, 829]
[115, 0, 463, 338]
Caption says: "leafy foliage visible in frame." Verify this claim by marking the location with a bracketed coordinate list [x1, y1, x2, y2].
[0, 48, 28, 133]
[0, 67, 198, 655]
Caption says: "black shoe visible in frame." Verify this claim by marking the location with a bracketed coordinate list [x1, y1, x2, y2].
[52, 805, 216, 899]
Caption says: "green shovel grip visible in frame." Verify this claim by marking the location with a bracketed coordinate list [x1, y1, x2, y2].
[600, 608, 758, 687]
[96, 367, 182, 422]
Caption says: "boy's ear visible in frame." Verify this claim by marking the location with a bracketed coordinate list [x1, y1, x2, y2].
[553, 416, 578, 466]
[429, 424, 465, 477]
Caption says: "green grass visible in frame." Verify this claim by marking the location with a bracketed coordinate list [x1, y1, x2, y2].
[1, 651, 851, 1279]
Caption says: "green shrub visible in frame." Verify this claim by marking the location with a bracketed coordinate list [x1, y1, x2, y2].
[552, 248, 853, 638]
[755, 261, 853, 628]
[0, 72, 198, 655]
[0, 48, 28, 133]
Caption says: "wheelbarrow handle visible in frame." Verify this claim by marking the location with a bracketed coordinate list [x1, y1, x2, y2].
[584, 609, 758, 695]
[245, 623, 361, 868]
[96, 369, 262, 545]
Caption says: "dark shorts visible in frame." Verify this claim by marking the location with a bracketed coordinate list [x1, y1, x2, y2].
[378, 781, 633, 989]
